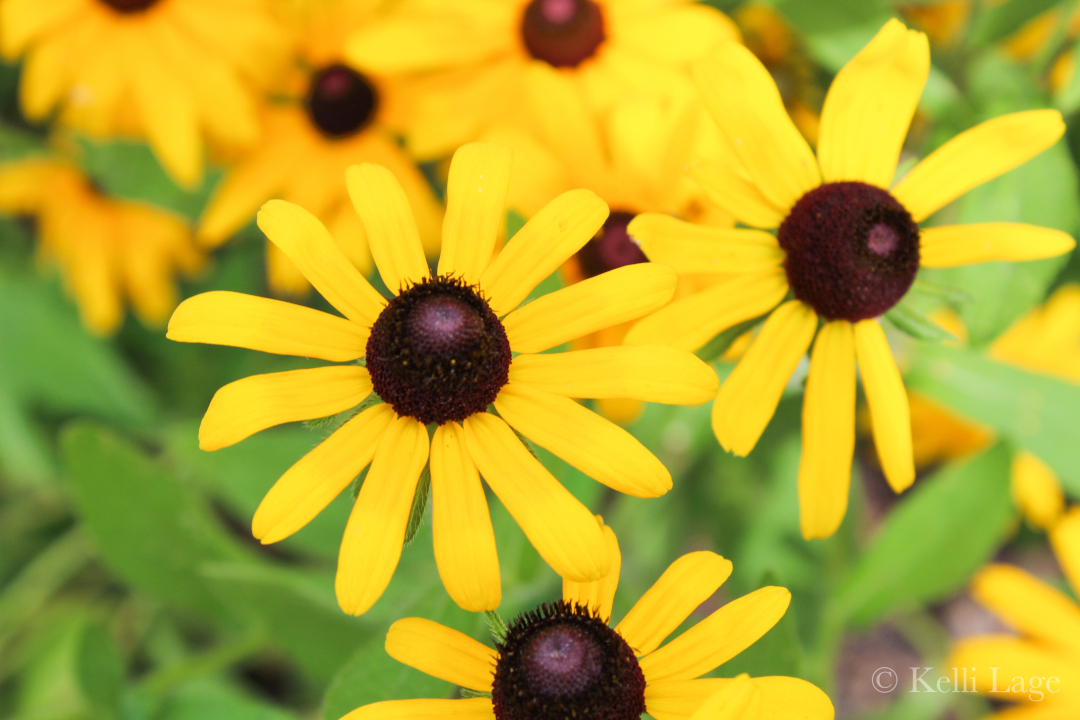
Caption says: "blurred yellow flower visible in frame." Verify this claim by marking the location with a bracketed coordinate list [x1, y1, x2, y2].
[346, 0, 739, 159]
[199, 0, 443, 297]
[0, 0, 287, 188]
[0, 158, 202, 335]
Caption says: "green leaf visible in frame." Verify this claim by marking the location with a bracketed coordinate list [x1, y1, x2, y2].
[404, 464, 431, 547]
[1056, 43, 1080, 114]
[505, 209, 527, 240]
[834, 443, 1015, 626]
[905, 343, 1080, 494]
[695, 317, 761, 363]
[715, 570, 802, 679]
[772, 0, 891, 72]
[884, 302, 957, 343]
[154, 680, 300, 720]
[967, 0, 1063, 47]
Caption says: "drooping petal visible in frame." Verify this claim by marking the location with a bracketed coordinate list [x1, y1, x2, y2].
[1049, 508, 1080, 608]
[340, 698, 495, 720]
[693, 43, 820, 212]
[257, 199, 387, 326]
[252, 403, 395, 544]
[970, 564, 1080, 652]
[645, 676, 835, 720]
[817, 19, 929, 188]
[563, 521, 621, 622]
[462, 413, 610, 583]
[628, 214, 785, 275]
[625, 269, 789, 352]
[947, 637, 1078, 702]
[508, 345, 717, 404]
[167, 291, 368, 361]
[799, 322, 856, 540]
[712, 301, 818, 456]
[616, 551, 733, 657]
[430, 423, 501, 612]
[346, 163, 430, 295]
[504, 263, 676, 354]
[385, 617, 498, 692]
[1012, 451, 1065, 530]
[687, 674, 761, 720]
[336, 415, 429, 616]
[494, 383, 671, 498]
[919, 223, 1075, 267]
[854, 320, 914, 492]
[639, 586, 791, 684]
[893, 109, 1065, 222]
[480, 189, 609, 316]
[199, 366, 372, 451]
[437, 143, 513, 284]
[689, 157, 786, 230]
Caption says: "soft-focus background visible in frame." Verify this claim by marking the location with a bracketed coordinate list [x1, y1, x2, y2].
[3, 1, 1080, 719]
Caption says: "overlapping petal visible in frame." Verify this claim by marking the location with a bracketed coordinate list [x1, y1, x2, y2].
[563, 522, 621, 622]
[385, 617, 497, 692]
[628, 214, 785, 275]
[438, 142, 512, 284]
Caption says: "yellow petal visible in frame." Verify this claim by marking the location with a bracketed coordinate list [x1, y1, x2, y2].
[1050, 507, 1080, 599]
[712, 301, 818, 456]
[563, 521, 621, 622]
[438, 143, 512, 284]
[0, 0, 82, 58]
[341, 698, 495, 720]
[799, 322, 856, 540]
[252, 403, 396, 544]
[494, 383, 671, 498]
[919, 223, 1075, 268]
[970, 564, 1080, 651]
[625, 269, 789, 352]
[199, 366, 372, 451]
[1012, 451, 1065, 530]
[508, 345, 718, 404]
[615, 5, 741, 64]
[817, 20, 929, 187]
[461, 413, 610, 583]
[687, 674, 761, 720]
[689, 157, 786, 230]
[504, 264, 676, 354]
[167, 291, 368, 361]
[893, 110, 1065, 222]
[854, 319, 914, 492]
[480, 189, 609, 316]
[430, 423, 501, 612]
[385, 617, 497, 693]
[345, 13, 509, 74]
[628, 214, 785, 275]
[640, 586, 791, 684]
[645, 677, 835, 720]
[345, 164, 430, 295]
[336, 415, 429, 616]
[616, 552, 733, 656]
[693, 42, 820, 212]
[947, 637, 1078, 701]
[257, 200, 387, 326]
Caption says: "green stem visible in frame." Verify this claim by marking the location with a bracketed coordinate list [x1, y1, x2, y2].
[139, 624, 268, 699]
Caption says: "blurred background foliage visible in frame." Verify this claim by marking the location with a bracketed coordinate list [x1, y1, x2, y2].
[4, 1, 1080, 720]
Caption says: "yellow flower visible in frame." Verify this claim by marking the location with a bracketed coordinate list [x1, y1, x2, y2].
[341, 525, 833, 720]
[948, 507, 1080, 716]
[167, 142, 719, 616]
[0, 0, 286, 188]
[345, 0, 739, 159]
[626, 19, 1075, 541]
[0, 157, 202, 335]
[198, 0, 443, 297]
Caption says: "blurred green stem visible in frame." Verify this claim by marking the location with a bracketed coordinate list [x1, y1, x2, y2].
[139, 624, 268, 699]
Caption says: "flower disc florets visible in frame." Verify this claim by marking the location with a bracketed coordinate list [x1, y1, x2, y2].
[778, 181, 920, 322]
[492, 601, 646, 720]
[365, 275, 511, 426]
[577, 210, 647, 278]
[306, 64, 379, 139]
[101, 0, 159, 11]
[521, 0, 606, 68]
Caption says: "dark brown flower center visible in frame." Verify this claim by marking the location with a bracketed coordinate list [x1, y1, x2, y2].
[492, 601, 645, 720]
[100, 0, 159, 12]
[521, 0, 606, 68]
[306, 64, 379, 139]
[576, 210, 646, 278]
[365, 276, 511, 426]
[778, 181, 920, 322]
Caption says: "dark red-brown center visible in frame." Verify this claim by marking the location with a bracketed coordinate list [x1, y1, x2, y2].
[100, 0, 159, 12]
[778, 181, 920, 322]
[306, 64, 379, 139]
[521, 0, 606, 68]
[365, 276, 510, 426]
[576, 210, 647, 278]
[492, 601, 646, 720]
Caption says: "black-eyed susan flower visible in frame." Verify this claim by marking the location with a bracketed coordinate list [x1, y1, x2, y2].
[626, 19, 1075, 541]
[0, 0, 285, 188]
[948, 507, 1080, 716]
[167, 142, 718, 616]
[0, 158, 202, 335]
[198, 0, 443, 297]
[341, 524, 833, 720]
[345, 0, 739, 160]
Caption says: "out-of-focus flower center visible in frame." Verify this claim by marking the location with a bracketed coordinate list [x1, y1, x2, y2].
[778, 181, 920, 322]
[521, 0, 606, 68]
[365, 276, 511, 426]
[306, 64, 379, 139]
[492, 601, 646, 720]
[100, 0, 159, 12]
[576, 210, 647, 278]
